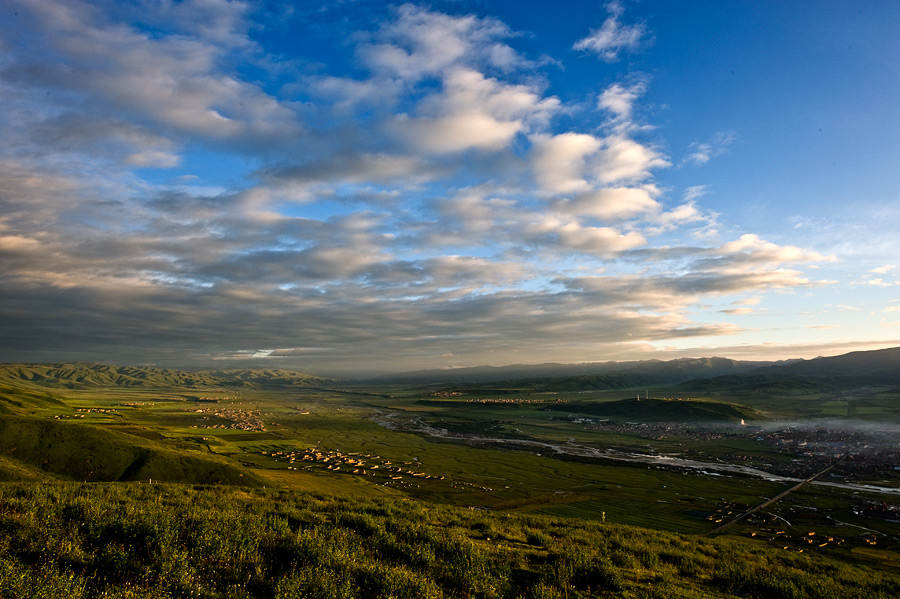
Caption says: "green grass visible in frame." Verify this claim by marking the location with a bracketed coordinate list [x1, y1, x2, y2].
[0, 413, 264, 486]
[2, 481, 899, 599]
[2, 366, 900, 596]
[542, 397, 759, 423]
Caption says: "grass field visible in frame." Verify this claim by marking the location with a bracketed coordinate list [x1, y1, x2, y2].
[2, 481, 899, 599]
[1, 369, 900, 596]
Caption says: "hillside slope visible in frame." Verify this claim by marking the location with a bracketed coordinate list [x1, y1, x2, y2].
[0, 413, 263, 485]
[2, 482, 897, 598]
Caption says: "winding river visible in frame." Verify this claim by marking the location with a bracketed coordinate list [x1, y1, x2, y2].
[371, 411, 900, 497]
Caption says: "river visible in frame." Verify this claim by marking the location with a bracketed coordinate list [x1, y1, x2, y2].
[370, 411, 900, 497]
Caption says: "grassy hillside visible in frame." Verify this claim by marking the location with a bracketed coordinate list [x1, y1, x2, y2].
[2, 481, 898, 599]
[0, 385, 67, 413]
[0, 413, 264, 486]
[544, 397, 759, 423]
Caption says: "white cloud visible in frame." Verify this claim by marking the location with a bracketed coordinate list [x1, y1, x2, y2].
[717, 234, 833, 266]
[130, 0, 254, 48]
[0, 1, 847, 372]
[734, 297, 762, 306]
[531, 132, 667, 193]
[530, 133, 603, 193]
[391, 67, 558, 154]
[593, 135, 669, 184]
[306, 75, 402, 114]
[865, 278, 896, 287]
[648, 201, 711, 233]
[394, 113, 521, 154]
[526, 215, 646, 255]
[11, 0, 301, 145]
[684, 131, 737, 166]
[555, 186, 660, 220]
[572, 1, 649, 62]
[721, 307, 753, 315]
[597, 81, 646, 121]
[125, 149, 181, 168]
[359, 4, 523, 80]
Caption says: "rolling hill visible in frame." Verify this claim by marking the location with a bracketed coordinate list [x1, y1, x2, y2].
[0, 413, 264, 485]
[0, 362, 330, 390]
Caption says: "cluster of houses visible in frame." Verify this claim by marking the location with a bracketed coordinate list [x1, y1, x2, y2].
[757, 426, 900, 482]
[256, 447, 446, 487]
[747, 528, 848, 552]
[704, 499, 888, 552]
[189, 406, 268, 432]
[465, 397, 565, 405]
[54, 407, 119, 419]
[853, 501, 900, 522]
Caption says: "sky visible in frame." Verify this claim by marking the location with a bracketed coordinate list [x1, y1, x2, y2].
[1, 0, 898, 376]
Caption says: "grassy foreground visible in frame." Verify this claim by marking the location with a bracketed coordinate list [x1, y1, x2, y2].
[1, 482, 898, 599]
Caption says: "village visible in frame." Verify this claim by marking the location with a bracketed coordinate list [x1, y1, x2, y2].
[251, 446, 458, 490]
[699, 499, 891, 554]
[553, 415, 900, 484]
[54, 407, 119, 419]
[188, 406, 268, 432]
[465, 397, 568, 405]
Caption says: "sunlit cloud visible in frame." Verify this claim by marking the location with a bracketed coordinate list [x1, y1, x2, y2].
[0, 0, 887, 373]
[572, 1, 650, 62]
[872, 264, 897, 274]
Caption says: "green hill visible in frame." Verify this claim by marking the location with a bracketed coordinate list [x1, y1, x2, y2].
[0, 413, 263, 486]
[544, 397, 759, 423]
[0, 385, 67, 413]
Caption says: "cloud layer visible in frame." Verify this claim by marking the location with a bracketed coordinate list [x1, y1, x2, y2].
[0, 0, 837, 373]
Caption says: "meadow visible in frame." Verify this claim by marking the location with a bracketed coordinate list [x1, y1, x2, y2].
[2, 362, 900, 596]
[2, 481, 899, 598]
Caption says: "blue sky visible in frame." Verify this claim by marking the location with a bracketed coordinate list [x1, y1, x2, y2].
[1, 0, 898, 374]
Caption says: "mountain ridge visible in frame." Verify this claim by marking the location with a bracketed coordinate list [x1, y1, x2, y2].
[675, 346, 900, 393]
[0, 362, 331, 390]
[363, 356, 790, 385]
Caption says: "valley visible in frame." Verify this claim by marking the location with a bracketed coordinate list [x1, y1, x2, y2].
[2, 349, 900, 596]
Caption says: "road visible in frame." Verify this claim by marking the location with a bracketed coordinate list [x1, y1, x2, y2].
[703, 454, 849, 536]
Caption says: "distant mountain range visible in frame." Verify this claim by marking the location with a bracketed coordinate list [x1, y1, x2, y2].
[0, 362, 330, 390]
[367, 347, 900, 394]
[363, 356, 790, 386]
[673, 346, 900, 393]
[1, 346, 899, 393]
